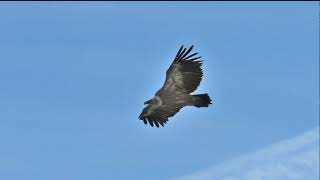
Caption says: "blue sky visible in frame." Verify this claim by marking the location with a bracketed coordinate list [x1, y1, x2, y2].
[0, 2, 318, 180]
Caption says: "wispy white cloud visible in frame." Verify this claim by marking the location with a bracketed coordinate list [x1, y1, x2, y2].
[172, 127, 319, 180]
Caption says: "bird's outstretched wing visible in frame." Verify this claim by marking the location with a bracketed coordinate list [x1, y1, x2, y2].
[159, 45, 203, 94]
[139, 102, 183, 128]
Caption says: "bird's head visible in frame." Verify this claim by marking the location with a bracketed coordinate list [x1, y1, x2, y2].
[144, 99, 153, 105]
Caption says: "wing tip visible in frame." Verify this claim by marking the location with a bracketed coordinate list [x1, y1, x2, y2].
[139, 117, 166, 128]
[175, 45, 199, 62]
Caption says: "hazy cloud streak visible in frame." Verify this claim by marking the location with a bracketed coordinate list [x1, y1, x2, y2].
[173, 127, 319, 180]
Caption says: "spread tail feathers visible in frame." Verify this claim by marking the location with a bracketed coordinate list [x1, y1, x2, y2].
[192, 94, 212, 107]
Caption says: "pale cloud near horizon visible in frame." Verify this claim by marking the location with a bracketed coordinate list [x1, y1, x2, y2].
[172, 127, 319, 180]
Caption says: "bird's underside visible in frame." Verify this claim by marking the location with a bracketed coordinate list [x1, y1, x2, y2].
[138, 45, 212, 128]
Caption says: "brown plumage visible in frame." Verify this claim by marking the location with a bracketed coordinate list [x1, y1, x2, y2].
[138, 45, 212, 128]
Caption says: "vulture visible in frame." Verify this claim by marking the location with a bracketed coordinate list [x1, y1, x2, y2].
[138, 45, 212, 127]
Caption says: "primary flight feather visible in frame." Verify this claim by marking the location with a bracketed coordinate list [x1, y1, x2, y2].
[138, 45, 212, 127]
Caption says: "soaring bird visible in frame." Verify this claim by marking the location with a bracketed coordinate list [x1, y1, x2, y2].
[138, 45, 212, 127]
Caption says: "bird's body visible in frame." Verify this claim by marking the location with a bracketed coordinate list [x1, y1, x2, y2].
[139, 45, 212, 127]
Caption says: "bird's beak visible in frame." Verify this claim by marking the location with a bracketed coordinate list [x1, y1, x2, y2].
[144, 99, 152, 105]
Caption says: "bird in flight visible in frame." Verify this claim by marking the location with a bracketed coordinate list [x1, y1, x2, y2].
[138, 45, 212, 127]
